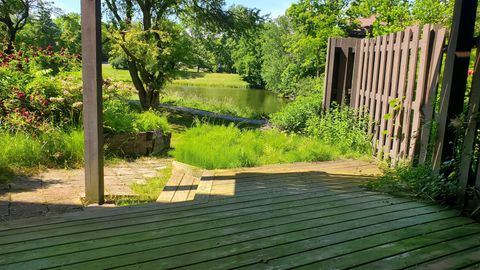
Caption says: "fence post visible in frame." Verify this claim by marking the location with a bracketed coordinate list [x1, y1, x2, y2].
[432, 0, 478, 173]
[323, 38, 335, 110]
[81, 0, 104, 204]
[458, 43, 480, 206]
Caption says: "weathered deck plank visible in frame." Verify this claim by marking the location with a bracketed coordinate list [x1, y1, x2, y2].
[0, 160, 479, 269]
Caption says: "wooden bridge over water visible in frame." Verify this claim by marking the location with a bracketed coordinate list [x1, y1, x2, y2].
[1, 160, 479, 269]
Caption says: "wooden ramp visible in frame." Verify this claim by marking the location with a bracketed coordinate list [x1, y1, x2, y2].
[0, 160, 480, 269]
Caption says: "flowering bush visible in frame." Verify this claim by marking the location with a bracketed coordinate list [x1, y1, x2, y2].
[0, 46, 81, 75]
[0, 49, 135, 133]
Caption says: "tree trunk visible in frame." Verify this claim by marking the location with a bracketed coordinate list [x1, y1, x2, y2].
[5, 29, 16, 54]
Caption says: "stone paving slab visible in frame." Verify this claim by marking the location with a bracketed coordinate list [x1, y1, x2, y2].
[0, 158, 172, 222]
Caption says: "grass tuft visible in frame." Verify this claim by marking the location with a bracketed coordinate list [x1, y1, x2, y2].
[171, 123, 347, 170]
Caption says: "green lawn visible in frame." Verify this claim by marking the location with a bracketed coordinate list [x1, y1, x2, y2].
[101, 64, 249, 88]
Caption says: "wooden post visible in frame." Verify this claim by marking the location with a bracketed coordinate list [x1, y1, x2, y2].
[432, 0, 477, 172]
[81, 0, 104, 204]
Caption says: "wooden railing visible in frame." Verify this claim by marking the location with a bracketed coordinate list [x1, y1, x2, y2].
[324, 25, 446, 165]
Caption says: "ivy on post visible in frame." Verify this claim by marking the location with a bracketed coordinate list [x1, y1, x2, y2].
[81, 0, 104, 204]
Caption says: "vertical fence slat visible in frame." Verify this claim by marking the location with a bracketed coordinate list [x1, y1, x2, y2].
[358, 40, 369, 112]
[350, 40, 361, 108]
[373, 35, 388, 153]
[353, 40, 364, 108]
[400, 26, 420, 158]
[418, 27, 447, 164]
[385, 31, 405, 160]
[391, 28, 412, 164]
[410, 25, 432, 160]
[368, 37, 382, 135]
[377, 33, 395, 159]
[323, 38, 335, 110]
[364, 39, 375, 116]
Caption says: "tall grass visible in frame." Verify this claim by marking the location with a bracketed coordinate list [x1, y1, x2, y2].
[0, 129, 84, 182]
[172, 124, 343, 170]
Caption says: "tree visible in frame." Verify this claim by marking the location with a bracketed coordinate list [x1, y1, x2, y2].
[412, 0, 453, 27]
[105, 0, 261, 110]
[348, 0, 412, 36]
[232, 36, 264, 88]
[16, 1, 60, 50]
[54, 13, 81, 54]
[260, 18, 291, 94]
[287, 0, 348, 78]
[0, 0, 33, 53]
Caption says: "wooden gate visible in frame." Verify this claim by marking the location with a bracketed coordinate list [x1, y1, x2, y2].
[324, 24, 446, 164]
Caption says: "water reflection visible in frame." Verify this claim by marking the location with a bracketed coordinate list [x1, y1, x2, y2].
[165, 85, 286, 114]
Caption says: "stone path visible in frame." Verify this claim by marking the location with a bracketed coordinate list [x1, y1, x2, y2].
[0, 158, 171, 222]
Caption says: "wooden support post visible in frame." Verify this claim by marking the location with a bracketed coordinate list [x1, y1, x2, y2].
[432, 0, 477, 172]
[81, 0, 104, 204]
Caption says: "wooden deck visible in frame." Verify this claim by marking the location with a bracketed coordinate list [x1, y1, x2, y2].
[1, 160, 480, 269]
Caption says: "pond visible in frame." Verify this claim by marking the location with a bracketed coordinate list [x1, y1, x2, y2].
[165, 85, 287, 115]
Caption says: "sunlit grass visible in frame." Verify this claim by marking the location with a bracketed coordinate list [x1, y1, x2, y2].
[171, 123, 359, 170]
[101, 64, 249, 88]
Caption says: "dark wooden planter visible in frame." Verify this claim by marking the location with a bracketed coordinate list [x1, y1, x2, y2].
[105, 130, 171, 157]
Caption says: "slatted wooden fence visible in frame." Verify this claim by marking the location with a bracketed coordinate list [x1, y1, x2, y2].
[324, 25, 446, 164]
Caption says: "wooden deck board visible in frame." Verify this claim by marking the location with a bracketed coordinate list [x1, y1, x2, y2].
[0, 160, 479, 269]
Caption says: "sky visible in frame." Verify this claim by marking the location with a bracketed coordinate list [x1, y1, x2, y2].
[53, 0, 295, 18]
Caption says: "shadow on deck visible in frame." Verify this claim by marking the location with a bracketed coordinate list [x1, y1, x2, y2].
[0, 160, 480, 269]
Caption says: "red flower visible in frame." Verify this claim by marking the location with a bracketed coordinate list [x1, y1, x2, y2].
[468, 69, 475, 76]
[40, 99, 50, 106]
[16, 91, 26, 99]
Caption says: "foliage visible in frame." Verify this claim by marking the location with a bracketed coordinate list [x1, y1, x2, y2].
[16, 1, 60, 50]
[172, 123, 343, 169]
[287, 0, 348, 78]
[0, 0, 33, 53]
[270, 94, 323, 132]
[135, 110, 171, 133]
[232, 36, 264, 88]
[104, 0, 262, 110]
[260, 18, 291, 95]
[54, 13, 82, 54]
[109, 55, 129, 70]
[366, 163, 458, 203]
[0, 129, 84, 178]
[0, 48, 82, 133]
[306, 106, 372, 155]
[348, 0, 454, 36]
[103, 99, 170, 133]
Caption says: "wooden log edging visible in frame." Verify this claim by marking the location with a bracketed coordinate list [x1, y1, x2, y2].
[158, 104, 268, 126]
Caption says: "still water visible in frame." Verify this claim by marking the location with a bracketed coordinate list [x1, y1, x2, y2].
[165, 85, 287, 115]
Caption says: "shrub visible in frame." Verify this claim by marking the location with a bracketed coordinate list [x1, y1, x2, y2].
[306, 106, 372, 155]
[103, 100, 170, 133]
[103, 99, 138, 133]
[366, 163, 458, 203]
[172, 123, 342, 169]
[135, 110, 171, 133]
[109, 55, 129, 70]
[270, 94, 323, 132]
